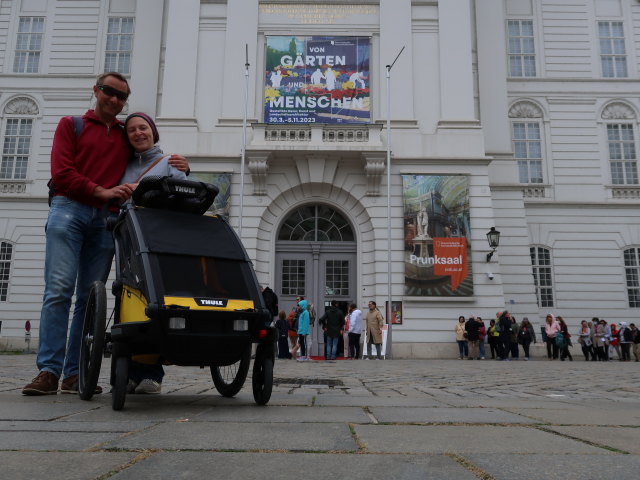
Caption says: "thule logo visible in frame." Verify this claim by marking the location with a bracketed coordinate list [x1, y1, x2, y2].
[175, 185, 196, 194]
[195, 298, 228, 307]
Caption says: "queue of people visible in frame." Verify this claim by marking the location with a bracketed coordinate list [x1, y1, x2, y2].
[455, 312, 640, 361]
[276, 299, 386, 361]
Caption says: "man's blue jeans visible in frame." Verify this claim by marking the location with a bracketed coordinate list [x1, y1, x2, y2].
[37, 197, 115, 378]
[326, 336, 339, 360]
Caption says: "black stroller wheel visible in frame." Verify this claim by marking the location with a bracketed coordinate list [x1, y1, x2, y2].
[79, 281, 106, 401]
[252, 346, 273, 405]
[211, 344, 251, 397]
[111, 355, 129, 411]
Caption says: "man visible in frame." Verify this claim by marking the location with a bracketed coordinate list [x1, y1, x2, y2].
[347, 303, 363, 359]
[364, 301, 385, 359]
[23, 73, 184, 395]
[260, 285, 278, 322]
[465, 315, 480, 360]
[319, 300, 344, 361]
[499, 311, 514, 361]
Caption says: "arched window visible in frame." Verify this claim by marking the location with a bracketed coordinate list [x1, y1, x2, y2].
[1, 96, 39, 180]
[623, 247, 640, 308]
[509, 101, 544, 184]
[601, 102, 638, 185]
[0, 241, 13, 302]
[277, 205, 354, 242]
[530, 246, 553, 308]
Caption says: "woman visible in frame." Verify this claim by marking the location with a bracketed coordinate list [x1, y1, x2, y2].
[578, 320, 594, 361]
[609, 323, 622, 361]
[593, 318, 607, 361]
[476, 317, 486, 360]
[122, 112, 189, 394]
[544, 314, 560, 360]
[455, 316, 468, 359]
[517, 317, 536, 361]
[487, 319, 500, 360]
[557, 316, 573, 361]
[296, 299, 311, 361]
[618, 321, 632, 362]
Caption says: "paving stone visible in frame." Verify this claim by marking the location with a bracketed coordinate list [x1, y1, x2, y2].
[464, 454, 640, 480]
[0, 420, 155, 432]
[353, 425, 611, 454]
[0, 431, 124, 450]
[107, 421, 358, 451]
[195, 405, 372, 423]
[505, 406, 640, 426]
[369, 406, 536, 424]
[1, 452, 137, 480]
[314, 395, 448, 407]
[545, 426, 640, 454]
[110, 451, 478, 480]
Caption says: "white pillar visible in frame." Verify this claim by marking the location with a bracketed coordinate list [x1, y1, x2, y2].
[219, 0, 259, 123]
[129, 0, 164, 116]
[438, 0, 476, 123]
[158, 0, 199, 118]
[379, 0, 414, 120]
[476, 0, 511, 154]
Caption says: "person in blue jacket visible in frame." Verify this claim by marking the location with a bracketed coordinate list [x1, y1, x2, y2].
[296, 299, 311, 361]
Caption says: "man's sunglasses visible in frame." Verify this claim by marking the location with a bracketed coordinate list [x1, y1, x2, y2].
[96, 84, 129, 101]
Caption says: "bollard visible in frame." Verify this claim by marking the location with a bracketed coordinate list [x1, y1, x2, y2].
[24, 320, 32, 353]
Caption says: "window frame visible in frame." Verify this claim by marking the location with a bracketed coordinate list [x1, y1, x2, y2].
[606, 122, 638, 185]
[0, 240, 13, 302]
[530, 246, 554, 308]
[506, 19, 537, 78]
[0, 97, 39, 182]
[623, 247, 640, 308]
[12, 16, 45, 74]
[104, 16, 135, 74]
[597, 20, 628, 78]
[511, 120, 544, 184]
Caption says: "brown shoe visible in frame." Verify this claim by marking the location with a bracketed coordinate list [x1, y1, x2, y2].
[22, 371, 59, 396]
[60, 374, 103, 395]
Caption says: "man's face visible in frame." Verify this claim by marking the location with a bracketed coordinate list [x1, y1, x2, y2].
[368, 302, 374, 311]
[93, 75, 129, 120]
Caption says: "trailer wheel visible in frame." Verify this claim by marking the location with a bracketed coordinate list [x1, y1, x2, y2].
[252, 346, 273, 405]
[79, 281, 106, 401]
[211, 344, 251, 397]
[111, 355, 129, 411]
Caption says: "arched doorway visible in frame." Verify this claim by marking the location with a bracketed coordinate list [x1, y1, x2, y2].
[275, 204, 356, 357]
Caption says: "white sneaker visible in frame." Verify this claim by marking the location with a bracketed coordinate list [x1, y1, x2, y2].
[134, 378, 161, 394]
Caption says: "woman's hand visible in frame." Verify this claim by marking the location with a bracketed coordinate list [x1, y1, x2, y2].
[168, 154, 190, 173]
[94, 184, 134, 201]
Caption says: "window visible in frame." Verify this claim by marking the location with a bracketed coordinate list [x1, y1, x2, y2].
[278, 205, 354, 242]
[104, 17, 134, 74]
[530, 246, 553, 308]
[13, 17, 44, 73]
[281, 259, 305, 296]
[1, 97, 38, 180]
[607, 124, 638, 185]
[507, 20, 536, 77]
[624, 248, 640, 308]
[0, 241, 12, 301]
[325, 260, 349, 296]
[598, 21, 627, 78]
[512, 122, 543, 183]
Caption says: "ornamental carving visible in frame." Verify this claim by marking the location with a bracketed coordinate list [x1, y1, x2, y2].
[601, 103, 636, 120]
[4, 97, 39, 115]
[508, 101, 542, 119]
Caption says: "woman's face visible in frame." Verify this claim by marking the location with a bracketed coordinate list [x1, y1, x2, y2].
[126, 116, 155, 152]
[546, 315, 552, 324]
[581, 320, 587, 327]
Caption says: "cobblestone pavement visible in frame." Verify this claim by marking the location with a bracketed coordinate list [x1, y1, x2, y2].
[2, 353, 640, 479]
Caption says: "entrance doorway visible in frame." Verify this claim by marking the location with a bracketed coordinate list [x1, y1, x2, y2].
[275, 205, 356, 357]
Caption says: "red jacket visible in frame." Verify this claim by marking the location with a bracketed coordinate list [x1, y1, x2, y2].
[50, 110, 130, 208]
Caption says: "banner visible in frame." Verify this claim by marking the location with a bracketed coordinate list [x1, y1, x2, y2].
[402, 175, 473, 297]
[264, 36, 371, 124]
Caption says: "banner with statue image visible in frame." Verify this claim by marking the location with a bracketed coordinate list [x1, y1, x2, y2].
[264, 36, 370, 124]
[402, 175, 473, 297]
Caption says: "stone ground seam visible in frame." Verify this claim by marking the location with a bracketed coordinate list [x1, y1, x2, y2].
[535, 426, 631, 454]
[95, 450, 156, 480]
[447, 452, 496, 480]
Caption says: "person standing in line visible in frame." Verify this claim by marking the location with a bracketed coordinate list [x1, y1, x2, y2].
[544, 314, 560, 360]
[364, 301, 385, 359]
[476, 316, 486, 360]
[593, 318, 607, 361]
[296, 299, 311, 361]
[275, 310, 291, 359]
[487, 319, 500, 360]
[499, 311, 513, 361]
[609, 323, 622, 360]
[260, 285, 279, 323]
[319, 300, 345, 361]
[578, 320, 594, 361]
[630, 323, 640, 362]
[347, 303, 363, 359]
[517, 317, 536, 361]
[509, 315, 520, 360]
[455, 316, 468, 359]
[288, 296, 302, 359]
[465, 315, 480, 360]
[618, 321, 632, 362]
[556, 316, 573, 361]
[22, 73, 187, 396]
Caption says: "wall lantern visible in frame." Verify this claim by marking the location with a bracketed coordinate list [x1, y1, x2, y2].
[486, 227, 500, 262]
